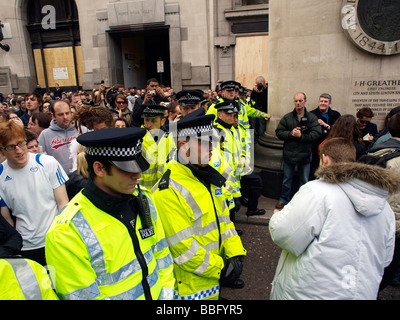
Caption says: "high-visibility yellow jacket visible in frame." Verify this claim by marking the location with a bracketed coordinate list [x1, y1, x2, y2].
[139, 129, 173, 191]
[0, 258, 58, 300]
[152, 162, 246, 300]
[214, 119, 243, 199]
[207, 97, 268, 129]
[234, 122, 254, 175]
[45, 183, 175, 300]
[210, 146, 236, 210]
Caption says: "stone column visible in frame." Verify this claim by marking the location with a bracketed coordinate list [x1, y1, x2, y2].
[256, 0, 400, 198]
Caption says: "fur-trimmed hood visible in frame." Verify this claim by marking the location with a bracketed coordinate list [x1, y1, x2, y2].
[316, 162, 400, 217]
[315, 162, 400, 193]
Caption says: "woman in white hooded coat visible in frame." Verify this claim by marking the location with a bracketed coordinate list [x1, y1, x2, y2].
[269, 139, 400, 300]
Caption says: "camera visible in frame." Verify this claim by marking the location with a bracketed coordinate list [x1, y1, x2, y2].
[149, 90, 156, 96]
[257, 83, 264, 91]
[298, 117, 310, 133]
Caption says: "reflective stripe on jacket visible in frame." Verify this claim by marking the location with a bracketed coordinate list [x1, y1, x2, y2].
[45, 191, 175, 300]
[207, 97, 267, 129]
[0, 258, 58, 300]
[152, 162, 246, 300]
[214, 121, 242, 199]
[139, 129, 172, 191]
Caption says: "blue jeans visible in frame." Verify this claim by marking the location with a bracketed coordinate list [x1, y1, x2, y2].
[279, 161, 310, 204]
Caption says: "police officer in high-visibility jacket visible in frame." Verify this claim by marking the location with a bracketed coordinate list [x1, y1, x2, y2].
[0, 258, 58, 300]
[1, 213, 58, 300]
[45, 128, 175, 300]
[213, 101, 243, 225]
[138, 104, 169, 191]
[152, 112, 246, 300]
[207, 80, 271, 129]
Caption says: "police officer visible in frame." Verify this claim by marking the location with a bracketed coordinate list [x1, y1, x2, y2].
[45, 127, 175, 300]
[214, 101, 243, 224]
[176, 90, 204, 117]
[207, 80, 271, 129]
[0, 214, 58, 300]
[138, 104, 169, 191]
[152, 112, 246, 300]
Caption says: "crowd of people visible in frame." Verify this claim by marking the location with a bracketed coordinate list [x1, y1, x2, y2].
[0, 75, 399, 300]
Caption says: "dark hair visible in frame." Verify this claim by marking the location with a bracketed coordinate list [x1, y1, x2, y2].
[25, 129, 38, 143]
[147, 78, 159, 86]
[356, 107, 374, 118]
[168, 100, 179, 113]
[327, 114, 364, 146]
[68, 92, 81, 103]
[113, 117, 128, 127]
[71, 105, 114, 132]
[31, 112, 52, 129]
[388, 113, 400, 138]
[320, 137, 356, 163]
[383, 106, 400, 128]
[115, 94, 128, 104]
[85, 154, 113, 179]
[24, 92, 44, 111]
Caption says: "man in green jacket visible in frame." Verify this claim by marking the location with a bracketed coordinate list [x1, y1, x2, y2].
[275, 92, 322, 209]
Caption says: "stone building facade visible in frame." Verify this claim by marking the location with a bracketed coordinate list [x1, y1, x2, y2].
[0, 0, 269, 94]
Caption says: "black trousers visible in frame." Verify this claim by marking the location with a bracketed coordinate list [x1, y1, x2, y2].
[21, 247, 46, 267]
[240, 172, 263, 211]
[379, 237, 400, 291]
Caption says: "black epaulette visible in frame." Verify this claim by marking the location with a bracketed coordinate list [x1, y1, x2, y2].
[158, 169, 171, 191]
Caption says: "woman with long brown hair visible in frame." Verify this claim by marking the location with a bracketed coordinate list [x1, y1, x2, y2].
[319, 114, 366, 160]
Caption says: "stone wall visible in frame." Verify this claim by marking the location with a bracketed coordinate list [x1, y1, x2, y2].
[267, 0, 400, 135]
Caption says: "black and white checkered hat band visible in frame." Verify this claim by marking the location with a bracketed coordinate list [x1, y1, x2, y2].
[86, 141, 142, 158]
[177, 124, 214, 138]
[179, 93, 201, 104]
[144, 107, 164, 115]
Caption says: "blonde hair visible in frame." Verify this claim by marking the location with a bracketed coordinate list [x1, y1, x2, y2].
[76, 144, 89, 178]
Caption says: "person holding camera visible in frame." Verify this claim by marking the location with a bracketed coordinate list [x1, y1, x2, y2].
[131, 78, 169, 127]
[250, 76, 268, 143]
[275, 92, 322, 210]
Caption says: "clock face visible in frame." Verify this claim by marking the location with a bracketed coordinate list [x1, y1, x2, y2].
[341, 0, 400, 55]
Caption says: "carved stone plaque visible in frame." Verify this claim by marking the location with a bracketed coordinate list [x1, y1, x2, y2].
[341, 0, 400, 55]
[108, 0, 165, 28]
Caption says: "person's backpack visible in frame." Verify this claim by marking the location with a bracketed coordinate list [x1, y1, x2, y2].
[358, 149, 400, 168]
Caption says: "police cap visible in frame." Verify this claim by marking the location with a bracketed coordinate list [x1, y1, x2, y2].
[215, 101, 239, 114]
[168, 107, 216, 141]
[141, 104, 168, 118]
[220, 80, 241, 91]
[77, 127, 150, 173]
[176, 90, 204, 106]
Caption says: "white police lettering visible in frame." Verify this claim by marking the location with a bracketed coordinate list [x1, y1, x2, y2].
[139, 226, 154, 239]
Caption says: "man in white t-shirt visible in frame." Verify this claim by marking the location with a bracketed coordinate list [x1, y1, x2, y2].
[0, 121, 69, 266]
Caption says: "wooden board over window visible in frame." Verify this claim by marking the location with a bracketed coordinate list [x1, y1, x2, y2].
[235, 35, 269, 89]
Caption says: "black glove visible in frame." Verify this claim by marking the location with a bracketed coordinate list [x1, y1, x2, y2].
[220, 256, 244, 286]
[234, 197, 241, 213]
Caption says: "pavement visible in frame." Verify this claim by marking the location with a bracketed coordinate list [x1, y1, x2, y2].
[235, 195, 276, 226]
[228, 195, 400, 301]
